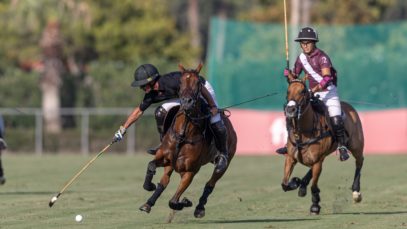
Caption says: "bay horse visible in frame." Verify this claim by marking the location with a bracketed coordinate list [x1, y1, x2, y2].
[282, 78, 364, 215]
[139, 63, 237, 218]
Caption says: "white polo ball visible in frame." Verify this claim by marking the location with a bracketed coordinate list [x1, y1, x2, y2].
[75, 214, 83, 222]
[51, 196, 57, 203]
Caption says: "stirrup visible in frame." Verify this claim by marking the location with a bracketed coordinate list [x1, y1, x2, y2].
[338, 146, 349, 161]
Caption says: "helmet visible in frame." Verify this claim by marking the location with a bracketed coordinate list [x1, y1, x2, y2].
[295, 27, 319, 42]
[131, 64, 160, 87]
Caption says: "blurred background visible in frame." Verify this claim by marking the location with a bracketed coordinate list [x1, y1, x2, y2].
[0, 0, 406, 155]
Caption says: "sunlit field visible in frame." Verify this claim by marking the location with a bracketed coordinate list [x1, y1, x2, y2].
[1, 153, 406, 229]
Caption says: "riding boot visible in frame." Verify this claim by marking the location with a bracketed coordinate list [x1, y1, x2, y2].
[331, 115, 349, 161]
[147, 106, 167, 155]
[211, 121, 228, 174]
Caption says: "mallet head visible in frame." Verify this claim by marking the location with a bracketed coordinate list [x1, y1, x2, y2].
[49, 196, 58, 207]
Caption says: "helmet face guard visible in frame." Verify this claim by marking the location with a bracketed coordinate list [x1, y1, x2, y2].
[295, 27, 319, 42]
[131, 64, 159, 87]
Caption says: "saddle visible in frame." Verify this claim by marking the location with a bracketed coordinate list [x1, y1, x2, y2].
[310, 95, 349, 144]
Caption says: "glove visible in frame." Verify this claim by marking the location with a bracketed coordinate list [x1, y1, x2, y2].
[283, 68, 290, 77]
[113, 125, 126, 142]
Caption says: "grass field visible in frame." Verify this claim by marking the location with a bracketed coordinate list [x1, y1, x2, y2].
[0, 153, 407, 229]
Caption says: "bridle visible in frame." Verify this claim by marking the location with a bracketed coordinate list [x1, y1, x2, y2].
[179, 70, 211, 124]
[285, 79, 311, 120]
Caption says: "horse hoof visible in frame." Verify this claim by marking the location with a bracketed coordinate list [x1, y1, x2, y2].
[181, 197, 193, 208]
[298, 186, 307, 197]
[352, 191, 362, 203]
[139, 203, 151, 213]
[194, 208, 205, 218]
[143, 182, 156, 192]
[310, 204, 320, 215]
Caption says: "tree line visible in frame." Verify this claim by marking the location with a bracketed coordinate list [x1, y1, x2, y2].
[0, 0, 405, 134]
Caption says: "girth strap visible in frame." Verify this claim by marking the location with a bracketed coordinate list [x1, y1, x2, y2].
[290, 131, 332, 149]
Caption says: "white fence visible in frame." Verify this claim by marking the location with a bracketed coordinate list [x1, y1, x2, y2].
[0, 107, 153, 155]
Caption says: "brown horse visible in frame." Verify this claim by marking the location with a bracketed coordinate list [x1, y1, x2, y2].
[139, 63, 237, 218]
[282, 78, 364, 214]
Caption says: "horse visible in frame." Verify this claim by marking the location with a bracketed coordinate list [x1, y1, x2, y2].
[139, 63, 237, 218]
[281, 78, 364, 215]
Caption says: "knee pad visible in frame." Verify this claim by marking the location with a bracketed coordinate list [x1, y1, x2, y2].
[154, 106, 168, 135]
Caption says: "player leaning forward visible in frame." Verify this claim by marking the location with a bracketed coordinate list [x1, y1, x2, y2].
[112, 64, 229, 173]
[276, 27, 350, 161]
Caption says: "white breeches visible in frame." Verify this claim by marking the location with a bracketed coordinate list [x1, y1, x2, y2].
[161, 81, 221, 124]
[314, 85, 342, 117]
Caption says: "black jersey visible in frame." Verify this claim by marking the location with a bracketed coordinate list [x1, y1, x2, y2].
[139, 71, 206, 111]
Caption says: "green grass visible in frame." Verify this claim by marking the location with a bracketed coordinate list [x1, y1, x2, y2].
[1, 153, 407, 229]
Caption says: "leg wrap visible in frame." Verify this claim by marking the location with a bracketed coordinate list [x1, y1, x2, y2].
[197, 184, 214, 208]
[311, 186, 321, 203]
[147, 183, 165, 206]
[0, 158, 3, 177]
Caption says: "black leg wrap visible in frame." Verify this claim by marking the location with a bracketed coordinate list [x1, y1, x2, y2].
[311, 186, 321, 203]
[302, 170, 312, 185]
[352, 168, 362, 192]
[0, 158, 3, 177]
[146, 183, 165, 207]
[197, 184, 214, 209]
[143, 161, 157, 191]
[298, 170, 312, 197]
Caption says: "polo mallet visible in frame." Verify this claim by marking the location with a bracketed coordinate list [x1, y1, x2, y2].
[48, 141, 114, 207]
[283, 0, 290, 69]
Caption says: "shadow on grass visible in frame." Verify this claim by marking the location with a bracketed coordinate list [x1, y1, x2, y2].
[0, 191, 57, 195]
[196, 218, 319, 224]
[332, 211, 407, 215]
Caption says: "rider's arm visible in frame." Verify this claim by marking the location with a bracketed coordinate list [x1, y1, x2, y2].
[311, 67, 332, 93]
[201, 86, 216, 108]
[122, 107, 144, 129]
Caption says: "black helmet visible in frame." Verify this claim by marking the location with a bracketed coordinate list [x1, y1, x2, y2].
[295, 27, 319, 42]
[131, 64, 160, 87]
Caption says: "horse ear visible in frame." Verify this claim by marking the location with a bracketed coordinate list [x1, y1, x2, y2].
[196, 62, 203, 73]
[178, 63, 186, 72]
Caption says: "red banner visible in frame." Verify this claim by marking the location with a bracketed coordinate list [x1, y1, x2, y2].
[229, 109, 407, 155]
